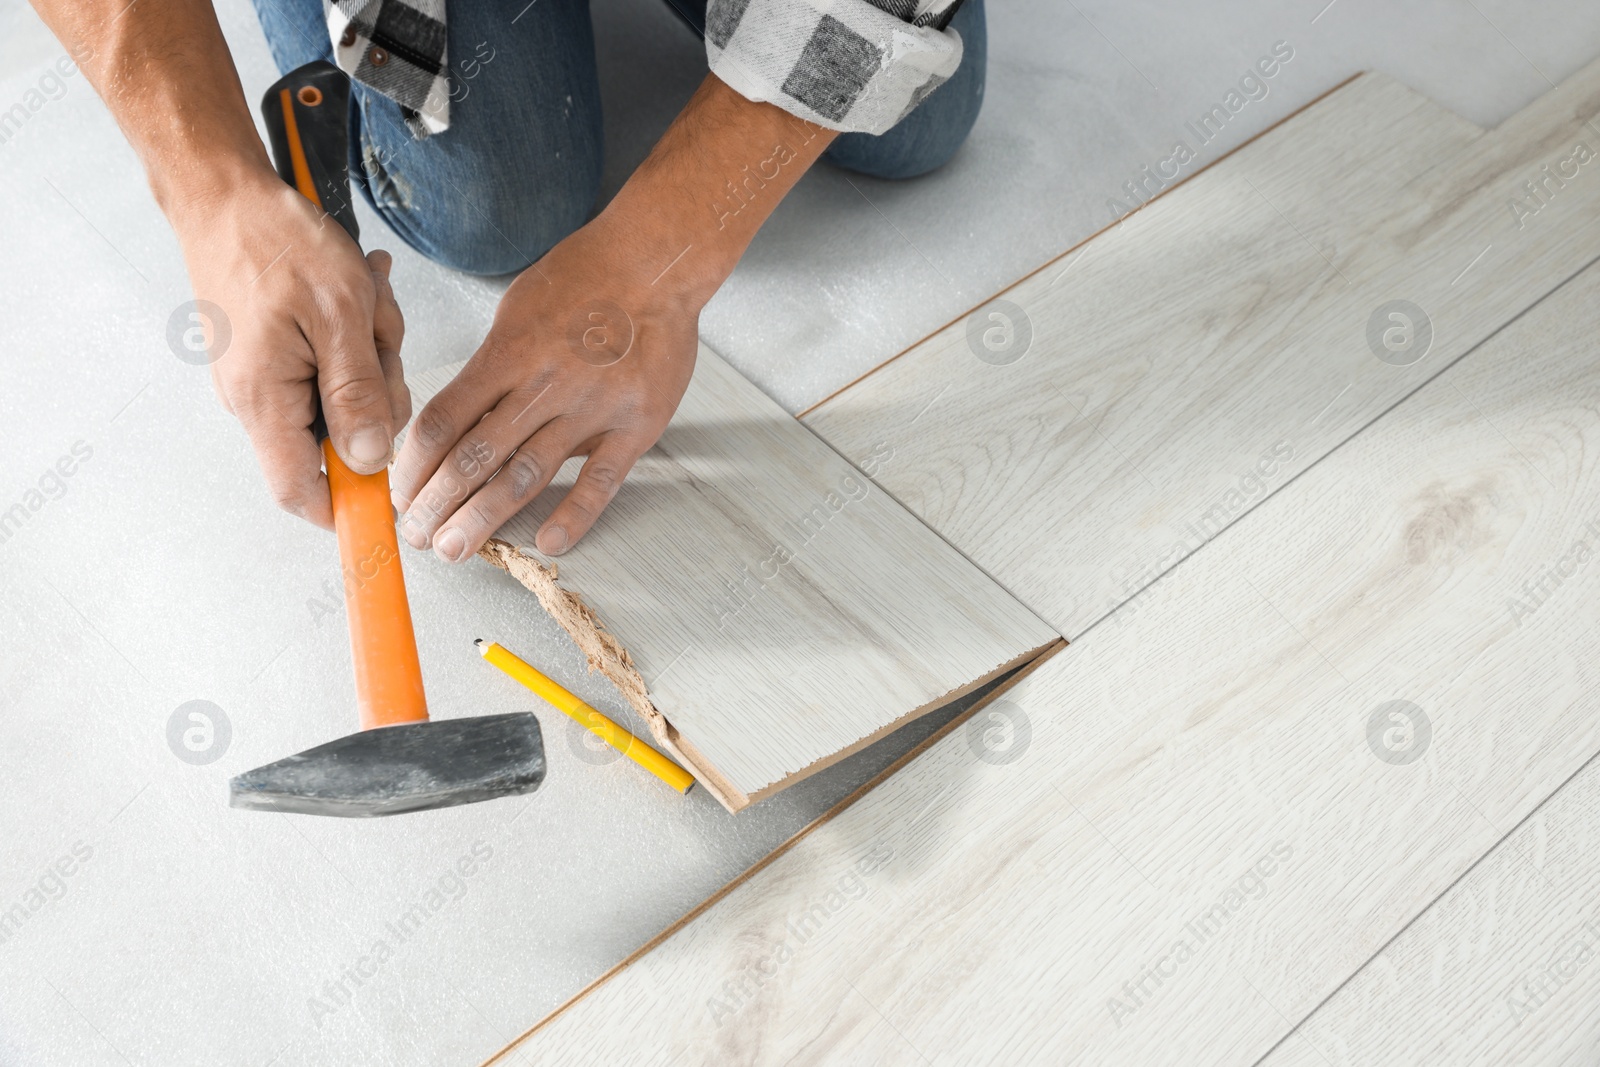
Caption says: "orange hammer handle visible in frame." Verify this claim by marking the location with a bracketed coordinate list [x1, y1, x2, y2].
[263, 65, 429, 731]
[325, 440, 429, 730]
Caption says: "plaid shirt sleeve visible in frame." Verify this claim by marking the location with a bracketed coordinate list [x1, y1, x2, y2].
[705, 0, 968, 135]
[323, 0, 966, 141]
[327, 0, 452, 138]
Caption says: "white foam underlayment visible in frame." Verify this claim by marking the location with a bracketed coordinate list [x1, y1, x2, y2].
[1, 0, 1599, 1064]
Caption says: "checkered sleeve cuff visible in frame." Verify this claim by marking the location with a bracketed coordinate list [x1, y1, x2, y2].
[705, 0, 966, 135]
[328, 0, 452, 138]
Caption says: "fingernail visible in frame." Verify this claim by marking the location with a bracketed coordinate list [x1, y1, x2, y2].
[538, 525, 569, 556]
[348, 428, 392, 467]
[399, 512, 428, 549]
[391, 489, 411, 514]
[434, 527, 467, 563]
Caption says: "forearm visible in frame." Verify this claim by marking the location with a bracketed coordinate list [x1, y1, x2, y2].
[28, 0, 274, 226]
[392, 76, 837, 558]
[599, 73, 837, 306]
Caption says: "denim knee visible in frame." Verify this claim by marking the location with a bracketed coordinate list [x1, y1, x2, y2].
[365, 153, 602, 277]
[349, 85, 604, 277]
[256, 0, 607, 276]
[825, 78, 985, 180]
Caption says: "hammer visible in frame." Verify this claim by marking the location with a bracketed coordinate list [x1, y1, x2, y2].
[229, 61, 545, 817]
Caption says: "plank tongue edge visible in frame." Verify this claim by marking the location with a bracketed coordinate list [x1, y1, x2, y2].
[740, 636, 1067, 808]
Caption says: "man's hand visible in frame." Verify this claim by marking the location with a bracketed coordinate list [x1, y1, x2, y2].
[392, 74, 836, 561]
[28, 0, 410, 529]
[390, 210, 697, 560]
[173, 173, 409, 529]
[31, 0, 833, 546]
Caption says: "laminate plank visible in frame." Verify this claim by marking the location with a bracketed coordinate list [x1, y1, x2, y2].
[407, 346, 1060, 811]
[1258, 752, 1600, 1067]
[484, 237, 1600, 1064]
[801, 61, 1600, 639]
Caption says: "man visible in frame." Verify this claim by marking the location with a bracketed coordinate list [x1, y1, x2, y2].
[30, 0, 985, 561]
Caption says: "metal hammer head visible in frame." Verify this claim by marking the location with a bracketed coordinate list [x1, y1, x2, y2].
[229, 713, 545, 817]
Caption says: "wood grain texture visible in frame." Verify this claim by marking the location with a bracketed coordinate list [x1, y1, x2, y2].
[407, 346, 1059, 811]
[485, 238, 1600, 1063]
[1259, 751, 1600, 1067]
[802, 61, 1600, 640]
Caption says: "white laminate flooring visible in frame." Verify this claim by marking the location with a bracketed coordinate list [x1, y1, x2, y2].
[805, 59, 1600, 640]
[499, 229, 1600, 1067]
[1258, 749, 1600, 1066]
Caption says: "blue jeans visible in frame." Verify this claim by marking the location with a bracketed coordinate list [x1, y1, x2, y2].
[251, 0, 986, 275]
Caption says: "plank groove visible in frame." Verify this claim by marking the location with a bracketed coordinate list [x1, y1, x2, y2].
[485, 225, 1600, 1065]
[408, 346, 1059, 810]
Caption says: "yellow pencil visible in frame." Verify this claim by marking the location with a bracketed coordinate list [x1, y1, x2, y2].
[474, 639, 695, 795]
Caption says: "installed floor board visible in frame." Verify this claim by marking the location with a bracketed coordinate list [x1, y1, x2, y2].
[801, 59, 1600, 640]
[408, 348, 1059, 811]
[1258, 752, 1600, 1067]
[485, 241, 1600, 1063]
